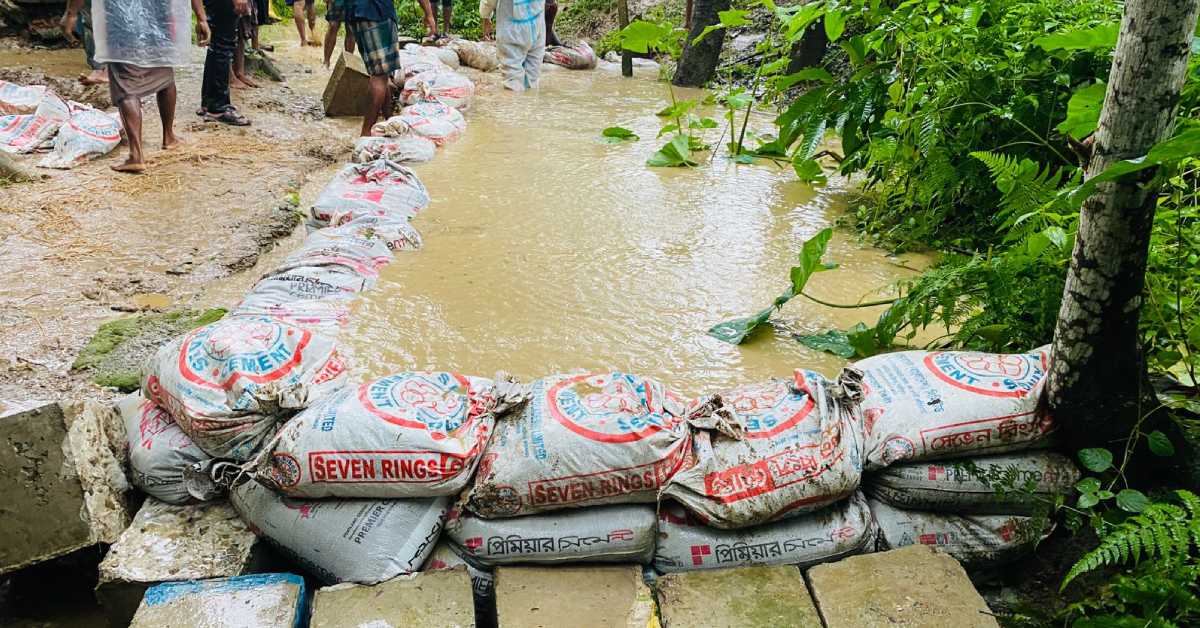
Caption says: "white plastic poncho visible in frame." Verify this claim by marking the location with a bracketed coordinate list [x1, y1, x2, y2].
[93, 0, 193, 67]
[481, 0, 546, 91]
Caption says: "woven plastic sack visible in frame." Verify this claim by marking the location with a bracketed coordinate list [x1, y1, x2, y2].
[38, 106, 122, 169]
[544, 42, 598, 70]
[93, 0, 193, 66]
[867, 497, 1051, 568]
[654, 493, 875, 573]
[855, 346, 1054, 470]
[446, 504, 656, 566]
[449, 40, 500, 72]
[0, 92, 69, 154]
[402, 70, 475, 111]
[253, 372, 522, 498]
[422, 45, 461, 68]
[353, 135, 436, 165]
[117, 391, 215, 504]
[466, 372, 728, 518]
[663, 370, 865, 529]
[0, 81, 47, 115]
[142, 315, 348, 461]
[372, 103, 466, 146]
[232, 266, 367, 333]
[309, 159, 430, 230]
[231, 480, 447, 584]
[865, 451, 1079, 515]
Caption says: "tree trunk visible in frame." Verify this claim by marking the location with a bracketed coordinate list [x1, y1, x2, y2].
[786, 19, 828, 74]
[672, 0, 730, 87]
[1047, 0, 1200, 455]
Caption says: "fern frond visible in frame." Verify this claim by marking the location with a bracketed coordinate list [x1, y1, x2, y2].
[969, 151, 1077, 241]
[1063, 491, 1200, 589]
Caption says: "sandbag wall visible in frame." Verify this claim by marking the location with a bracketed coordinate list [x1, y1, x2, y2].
[110, 43, 1076, 611]
[0, 79, 122, 167]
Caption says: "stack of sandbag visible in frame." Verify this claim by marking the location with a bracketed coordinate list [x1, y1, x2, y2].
[352, 135, 437, 165]
[393, 44, 458, 86]
[401, 69, 475, 111]
[0, 87, 69, 154]
[544, 42, 598, 70]
[117, 391, 218, 504]
[852, 346, 1077, 567]
[38, 102, 122, 168]
[307, 158, 431, 231]
[448, 39, 500, 72]
[371, 102, 467, 146]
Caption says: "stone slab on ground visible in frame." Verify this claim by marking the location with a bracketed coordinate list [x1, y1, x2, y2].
[495, 565, 657, 628]
[807, 545, 1000, 628]
[322, 50, 371, 117]
[656, 566, 822, 628]
[96, 498, 265, 627]
[310, 567, 476, 627]
[129, 573, 305, 628]
[0, 401, 130, 576]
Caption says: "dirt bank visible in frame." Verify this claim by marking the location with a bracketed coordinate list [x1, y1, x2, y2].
[0, 26, 391, 409]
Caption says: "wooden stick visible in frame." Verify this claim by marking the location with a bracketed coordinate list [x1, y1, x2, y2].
[618, 0, 632, 77]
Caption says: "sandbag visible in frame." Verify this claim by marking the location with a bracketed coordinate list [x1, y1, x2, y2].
[0, 81, 46, 115]
[309, 159, 431, 230]
[117, 391, 215, 504]
[232, 266, 366, 333]
[230, 480, 447, 584]
[38, 106, 121, 169]
[865, 451, 1079, 515]
[352, 135, 436, 165]
[855, 346, 1054, 470]
[0, 92, 69, 154]
[253, 372, 520, 498]
[663, 370, 865, 528]
[449, 40, 500, 72]
[142, 316, 347, 461]
[446, 504, 656, 566]
[544, 42, 598, 70]
[467, 372, 721, 518]
[654, 493, 875, 573]
[274, 224, 404, 279]
[867, 497, 1051, 568]
[401, 70, 475, 111]
[372, 103, 466, 146]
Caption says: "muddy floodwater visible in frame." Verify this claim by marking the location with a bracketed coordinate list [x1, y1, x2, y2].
[335, 69, 926, 395]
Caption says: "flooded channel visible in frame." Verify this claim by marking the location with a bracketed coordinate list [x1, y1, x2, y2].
[339, 68, 926, 396]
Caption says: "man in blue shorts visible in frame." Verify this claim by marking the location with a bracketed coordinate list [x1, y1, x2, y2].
[323, 0, 357, 69]
[345, 0, 400, 135]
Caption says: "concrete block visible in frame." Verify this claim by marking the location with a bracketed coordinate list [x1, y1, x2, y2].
[96, 498, 265, 627]
[322, 50, 371, 117]
[129, 573, 305, 628]
[310, 567, 477, 627]
[806, 545, 1000, 628]
[0, 401, 130, 576]
[495, 565, 657, 628]
[656, 566, 821, 628]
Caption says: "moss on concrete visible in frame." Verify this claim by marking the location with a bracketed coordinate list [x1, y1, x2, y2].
[72, 308, 227, 392]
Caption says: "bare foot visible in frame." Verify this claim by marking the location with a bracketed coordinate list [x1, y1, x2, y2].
[162, 135, 184, 150]
[80, 69, 109, 85]
[111, 159, 146, 174]
[231, 76, 249, 90]
[235, 74, 260, 88]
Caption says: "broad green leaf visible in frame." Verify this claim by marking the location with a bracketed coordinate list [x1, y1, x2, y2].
[601, 126, 639, 142]
[1075, 477, 1101, 494]
[1070, 128, 1200, 204]
[796, 329, 856, 358]
[824, 10, 846, 41]
[657, 100, 697, 119]
[693, 9, 750, 45]
[841, 36, 866, 66]
[962, 3, 983, 27]
[1057, 82, 1106, 139]
[1115, 489, 1150, 513]
[793, 158, 828, 184]
[690, 117, 719, 130]
[657, 123, 680, 138]
[707, 303, 780, 344]
[732, 154, 755, 164]
[1147, 430, 1175, 457]
[646, 134, 697, 167]
[846, 321, 884, 357]
[773, 68, 834, 91]
[789, 227, 834, 294]
[619, 20, 671, 53]
[1077, 492, 1099, 509]
[1078, 448, 1114, 472]
[1035, 24, 1119, 51]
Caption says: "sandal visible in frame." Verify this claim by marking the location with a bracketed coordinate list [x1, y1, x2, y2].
[204, 107, 251, 126]
[421, 33, 439, 45]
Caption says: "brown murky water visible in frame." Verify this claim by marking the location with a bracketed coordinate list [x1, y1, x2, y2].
[335, 69, 927, 395]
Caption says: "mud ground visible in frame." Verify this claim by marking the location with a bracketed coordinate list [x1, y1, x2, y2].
[0, 27, 433, 410]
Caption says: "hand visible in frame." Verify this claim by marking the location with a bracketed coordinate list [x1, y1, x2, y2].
[195, 19, 211, 46]
[61, 12, 78, 43]
[234, 0, 250, 16]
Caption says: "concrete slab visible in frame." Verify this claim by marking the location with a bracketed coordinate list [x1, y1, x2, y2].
[96, 498, 265, 627]
[806, 545, 1000, 628]
[495, 565, 657, 628]
[0, 401, 130, 575]
[129, 573, 305, 628]
[310, 567, 477, 628]
[656, 566, 822, 628]
[322, 50, 371, 117]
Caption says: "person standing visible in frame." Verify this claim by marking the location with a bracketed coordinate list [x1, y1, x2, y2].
[544, 0, 560, 47]
[481, 0, 545, 91]
[345, 0, 401, 136]
[322, 0, 357, 69]
[288, 0, 319, 46]
[61, 0, 209, 173]
[61, 0, 108, 85]
[438, 0, 454, 39]
[200, 0, 251, 125]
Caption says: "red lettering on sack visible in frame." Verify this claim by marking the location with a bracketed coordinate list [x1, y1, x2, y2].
[525, 450, 686, 507]
[702, 444, 844, 504]
[307, 451, 465, 484]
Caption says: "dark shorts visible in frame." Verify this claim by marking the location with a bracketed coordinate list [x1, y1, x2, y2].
[437, 0, 453, 9]
[349, 19, 400, 76]
[325, 0, 344, 21]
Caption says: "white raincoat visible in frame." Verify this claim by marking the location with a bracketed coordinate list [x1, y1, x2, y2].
[480, 0, 545, 91]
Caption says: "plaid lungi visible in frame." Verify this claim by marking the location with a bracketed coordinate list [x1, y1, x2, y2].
[348, 19, 400, 76]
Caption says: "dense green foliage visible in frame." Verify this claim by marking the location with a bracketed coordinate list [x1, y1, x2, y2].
[270, 0, 482, 39]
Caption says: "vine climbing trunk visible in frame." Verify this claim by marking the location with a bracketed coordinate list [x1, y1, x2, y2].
[672, 0, 730, 87]
[1047, 0, 1200, 454]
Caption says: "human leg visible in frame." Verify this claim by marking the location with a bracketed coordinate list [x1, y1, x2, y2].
[498, 39, 528, 91]
[441, 0, 452, 36]
[348, 19, 400, 135]
[113, 96, 145, 172]
[417, 0, 438, 41]
[157, 81, 181, 149]
[544, 0, 561, 47]
[291, 0, 308, 44]
[201, 0, 245, 120]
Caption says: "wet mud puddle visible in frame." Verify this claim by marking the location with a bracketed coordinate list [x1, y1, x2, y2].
[341, 69, 926, 395]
